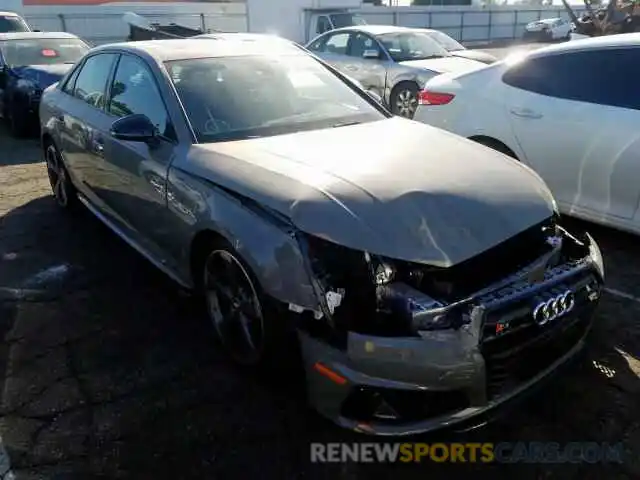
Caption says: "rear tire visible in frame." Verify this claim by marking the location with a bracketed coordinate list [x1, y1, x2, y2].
[45, 141, 79, 210]
[471, 137, 518, 160]
[390, 82, 419, 119]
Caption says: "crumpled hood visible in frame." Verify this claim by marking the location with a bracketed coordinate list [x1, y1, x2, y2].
[186, 117, 556, 267]
[10, 64, 72, 90]
[400, 56, 485, 74]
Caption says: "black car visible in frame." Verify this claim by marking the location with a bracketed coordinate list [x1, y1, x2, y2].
[0, 32, 89, 136]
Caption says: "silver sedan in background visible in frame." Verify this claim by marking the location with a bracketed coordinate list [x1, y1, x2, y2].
[305, 25, 486, 118]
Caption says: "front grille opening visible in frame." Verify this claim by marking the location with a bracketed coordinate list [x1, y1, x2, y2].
[340, 386, 469, 424]
[483, 313, 592, 400]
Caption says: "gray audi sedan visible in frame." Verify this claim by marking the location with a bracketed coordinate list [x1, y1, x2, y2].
[305, 25, 486, 118]
[40, 36, 604, 435]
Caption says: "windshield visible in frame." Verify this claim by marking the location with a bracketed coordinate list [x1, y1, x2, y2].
[330, 13, 367, 28]
[424, 30, 464, 52]
[377, 31, 450, 62]
[1, 38, 89, 66]
[166, 54, 385, 143]
[0, 15, 29, 33]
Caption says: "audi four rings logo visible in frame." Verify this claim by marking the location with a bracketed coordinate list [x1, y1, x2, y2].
[532, 290, 575, 326]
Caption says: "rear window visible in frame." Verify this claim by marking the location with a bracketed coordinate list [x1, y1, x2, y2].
[502, 48, 640, 110]
[0, 38, 89, 66]
[0, 15, 29, 33]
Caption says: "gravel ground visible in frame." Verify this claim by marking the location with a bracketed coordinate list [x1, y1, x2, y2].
[0, 84, 639, 477]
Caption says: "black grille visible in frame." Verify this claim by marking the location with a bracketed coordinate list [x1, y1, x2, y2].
[481, 275, 598, 400]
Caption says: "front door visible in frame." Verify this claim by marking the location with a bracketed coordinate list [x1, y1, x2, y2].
[343, 32, 388, 99]
[97, 53, 179, 261]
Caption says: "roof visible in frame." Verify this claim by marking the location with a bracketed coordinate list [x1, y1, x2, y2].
[195, 32, 292, 43]
[92, 37, 303, 62]
[0, 32, 80, 41]
[330, 24, 415, 36]
[0, 11, 23, 17]
[528, 32, 640, 58]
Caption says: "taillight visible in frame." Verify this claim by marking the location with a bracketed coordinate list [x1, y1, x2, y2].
[417, 90, 455, 106]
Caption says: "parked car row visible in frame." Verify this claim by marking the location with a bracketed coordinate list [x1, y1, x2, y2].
[16, 29, 605, 437]
[305, 25, 495, 118]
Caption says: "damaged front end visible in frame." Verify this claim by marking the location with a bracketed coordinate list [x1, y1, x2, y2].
[291, 216, 604, 435]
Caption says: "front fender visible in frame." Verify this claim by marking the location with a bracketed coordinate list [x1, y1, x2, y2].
[168, 167, 319, 310]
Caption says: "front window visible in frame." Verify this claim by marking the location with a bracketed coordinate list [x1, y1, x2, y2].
[425, 30, 464, 52]
[166, 54, 385, 143]
[377, 32, 450, 62]
[0, 15, 29, 33]
[329, 13, 367, 29]
[0, 38, 89, 67]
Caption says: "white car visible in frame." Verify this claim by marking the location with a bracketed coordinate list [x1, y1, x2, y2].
[413, 34, 640, 236]
[523, 17, 572, 41]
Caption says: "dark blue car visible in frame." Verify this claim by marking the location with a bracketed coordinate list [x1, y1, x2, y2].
[0, 32, 89, 136]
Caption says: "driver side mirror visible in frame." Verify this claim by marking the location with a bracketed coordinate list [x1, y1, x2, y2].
[110, 114, 157, 143]
[362, 49, 381, 60]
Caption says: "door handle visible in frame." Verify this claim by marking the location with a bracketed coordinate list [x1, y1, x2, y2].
[510, 108, 543, 119]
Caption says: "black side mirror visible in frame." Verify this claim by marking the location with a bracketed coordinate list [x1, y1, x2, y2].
[110, 114, 156, 143]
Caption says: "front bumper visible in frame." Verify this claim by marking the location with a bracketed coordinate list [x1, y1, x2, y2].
[298, 254, 602, 436]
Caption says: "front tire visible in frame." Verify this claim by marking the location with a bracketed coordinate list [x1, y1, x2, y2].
[201, 243, 298, 370]
[390, 82, 419, 119]
[45, 142, 78, 210]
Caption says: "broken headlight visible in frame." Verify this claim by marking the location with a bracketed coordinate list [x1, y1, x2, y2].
[299, 234, 460, 336]
[375, 282, 465, 332]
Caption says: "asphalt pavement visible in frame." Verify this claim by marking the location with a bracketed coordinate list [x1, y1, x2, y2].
[0, 44, 639, 478]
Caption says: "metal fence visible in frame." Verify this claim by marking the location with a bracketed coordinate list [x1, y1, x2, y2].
[24, 11, 248, 45]
[24, 7, 588, 46]
[358, 7, 589, 44]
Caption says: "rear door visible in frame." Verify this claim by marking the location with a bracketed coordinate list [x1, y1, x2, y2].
[504, 47, 640, 219]
[57, 52, 118, 207]
[307, 31, 353, 73]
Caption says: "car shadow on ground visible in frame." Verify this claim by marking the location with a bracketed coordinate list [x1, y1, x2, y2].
[0, 195, 638, 478]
